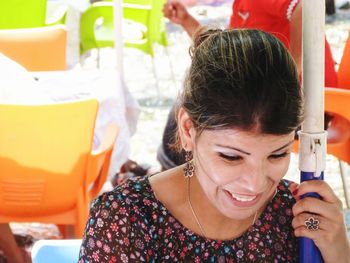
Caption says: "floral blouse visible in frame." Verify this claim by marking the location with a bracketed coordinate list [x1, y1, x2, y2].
[79, 176, 298, 262]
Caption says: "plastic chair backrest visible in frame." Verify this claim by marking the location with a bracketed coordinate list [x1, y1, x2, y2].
[0, 100, 98, 217]
[149, 0, 167, 46]
[80, 1, 153, 54]
[32, 239, 82, 263]
[80, 2, 115, 54]
[0, 0, 47, 29]
[0, 25, 67, 71]
[338, 31, 350, 90]
[292, 88, 350, 165]
[122, 0, 167, 46]
[324, 88, 350, 164]
[80, 0, 167, 56]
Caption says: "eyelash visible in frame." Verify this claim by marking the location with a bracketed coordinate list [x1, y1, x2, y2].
[219, 153, 242, 161]
[269, 152, 289, 159]
[219, 152, 289, 161]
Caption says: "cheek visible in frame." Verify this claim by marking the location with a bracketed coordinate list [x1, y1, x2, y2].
[268, 157, 291, 181]
[195, 156, 242, 186]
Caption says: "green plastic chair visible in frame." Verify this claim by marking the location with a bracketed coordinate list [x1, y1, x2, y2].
[149, 0, 167, 47]
[80, 0, 167, 56]
[0, 0, 47, 29]
[121, 0, 167, 46]
[0, 0, 67, 29]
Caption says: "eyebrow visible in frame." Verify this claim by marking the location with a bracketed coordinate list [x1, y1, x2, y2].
[271, 140, 294, 153]
[216, 140, 294, 155]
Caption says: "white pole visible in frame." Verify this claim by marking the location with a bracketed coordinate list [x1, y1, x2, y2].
[299, 0, 326, 262]
[302, 0, 325, 133]
[299, 0, 327, 179]
[113, 0, 124, 75]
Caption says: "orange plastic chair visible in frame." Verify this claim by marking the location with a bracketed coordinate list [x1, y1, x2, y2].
[0, 99, 119, 237]
[292, 87, 350, 207]
[338, 31, 350, 90]
[0, 24, 67, 71]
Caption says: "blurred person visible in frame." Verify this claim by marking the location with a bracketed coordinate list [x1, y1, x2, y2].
[163, 0, 338, 88]
[0, 224, 31, 263]
[79, 28, 350, 261]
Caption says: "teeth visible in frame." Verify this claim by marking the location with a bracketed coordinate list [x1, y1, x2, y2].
[231, 193, 256, 202]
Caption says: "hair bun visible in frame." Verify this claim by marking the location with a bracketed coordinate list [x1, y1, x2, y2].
[189, 26, 223, 57]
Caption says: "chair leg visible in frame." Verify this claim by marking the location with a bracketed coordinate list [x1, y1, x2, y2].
[151, 57, 161, 100]
[97, 48, 101, 69]
[163, 46, 177, 88]
[339, 160, 350, 209]
[57, 224, 75, 238]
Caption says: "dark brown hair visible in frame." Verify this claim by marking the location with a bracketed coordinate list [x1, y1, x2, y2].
[176, 27, 303, 149]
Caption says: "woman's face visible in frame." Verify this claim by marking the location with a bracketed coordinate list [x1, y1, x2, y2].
[192, 128, 295, 220]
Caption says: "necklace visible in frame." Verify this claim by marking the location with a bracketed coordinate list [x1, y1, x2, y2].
[187, 176, 259, 239]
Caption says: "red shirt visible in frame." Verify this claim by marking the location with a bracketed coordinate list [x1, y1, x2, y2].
[229, 0, 338, 88]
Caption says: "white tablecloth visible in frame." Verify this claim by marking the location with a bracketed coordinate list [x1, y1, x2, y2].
[0, 53, 140, 179]
[32, 69, 140, 179]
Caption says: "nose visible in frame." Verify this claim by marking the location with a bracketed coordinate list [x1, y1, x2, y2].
[239, 161, 268, 193]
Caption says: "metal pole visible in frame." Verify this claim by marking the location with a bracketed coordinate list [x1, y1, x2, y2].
[299, 0, 326, 262]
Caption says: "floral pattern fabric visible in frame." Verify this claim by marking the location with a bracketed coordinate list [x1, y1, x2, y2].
[79, 176, 298, 262]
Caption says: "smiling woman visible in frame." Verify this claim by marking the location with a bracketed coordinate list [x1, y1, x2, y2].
[78, 28, 350, 262]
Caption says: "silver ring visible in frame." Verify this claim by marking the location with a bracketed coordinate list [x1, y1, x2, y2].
[304, 216, 320, 231]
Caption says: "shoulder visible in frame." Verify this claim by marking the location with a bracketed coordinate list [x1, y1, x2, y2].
[258, 0, 300, 20]
[259, 179, 296, 230]
[273, 179, 296, 210]
[262, 179, 296, 236]
[80, 177, 155, 261]
[255, 180, 298, 258]
[91, 176, 155, 216]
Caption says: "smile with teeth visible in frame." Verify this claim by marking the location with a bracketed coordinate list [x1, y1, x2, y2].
[230, 193, 257, 202]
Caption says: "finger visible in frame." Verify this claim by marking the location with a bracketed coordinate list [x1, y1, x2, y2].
[293, 218, 346, 249]
[288, 181, 300, 199]
[292, 196, 342, 219]
[293, 224, 325, 243]
[172, 8, 177, 19]
[296, 180, 341, 205]
[292, 212, 324, 231]
[163, 4, 175, 19]
[162, 5, 170, 16]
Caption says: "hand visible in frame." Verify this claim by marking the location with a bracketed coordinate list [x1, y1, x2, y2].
[6, 246, 32, 263]
[162, 1, 200, 37]
[291, 180, 350, 263]
[163, 1, 190, 25]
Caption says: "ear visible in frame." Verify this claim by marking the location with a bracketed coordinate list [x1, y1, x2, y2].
[177, 107, 196, 151]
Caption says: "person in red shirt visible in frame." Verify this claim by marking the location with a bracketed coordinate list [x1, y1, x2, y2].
[163, 0, 338, 87]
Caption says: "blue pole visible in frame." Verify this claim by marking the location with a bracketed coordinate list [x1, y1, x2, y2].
[299, 172, 324, 263]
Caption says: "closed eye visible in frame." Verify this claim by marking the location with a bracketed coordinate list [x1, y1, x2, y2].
[269, 152, 289, 159]
[219, 153, 242, 161]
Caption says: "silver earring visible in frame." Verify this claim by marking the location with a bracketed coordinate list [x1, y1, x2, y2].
[184, 151, 194, 178]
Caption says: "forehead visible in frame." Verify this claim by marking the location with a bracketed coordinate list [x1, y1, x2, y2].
[197, 128, 294, 148]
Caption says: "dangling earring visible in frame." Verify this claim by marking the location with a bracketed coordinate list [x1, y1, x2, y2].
[184, 151, 195, 178]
